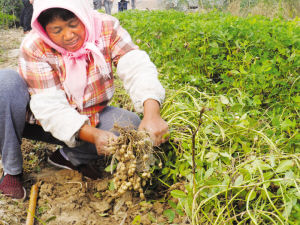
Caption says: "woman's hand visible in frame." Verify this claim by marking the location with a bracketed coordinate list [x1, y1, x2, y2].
[93, 129, 117, 155]
[139, 99, 169, 146]
[78, 124, 117, 155]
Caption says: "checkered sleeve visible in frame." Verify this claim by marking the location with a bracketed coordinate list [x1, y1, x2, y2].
[19, 35, 62, 95]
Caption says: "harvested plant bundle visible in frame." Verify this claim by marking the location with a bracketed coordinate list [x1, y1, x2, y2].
[108, 125, 161, 199]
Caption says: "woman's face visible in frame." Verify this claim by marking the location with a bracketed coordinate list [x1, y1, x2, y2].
[45, 16, 86, 52]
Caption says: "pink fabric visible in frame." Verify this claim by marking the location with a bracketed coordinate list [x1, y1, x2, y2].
[31, 0, 111, 109]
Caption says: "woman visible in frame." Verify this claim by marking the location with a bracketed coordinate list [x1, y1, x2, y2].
[0, 0, 168, 199]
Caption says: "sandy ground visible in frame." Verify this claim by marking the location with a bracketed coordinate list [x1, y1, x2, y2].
[0, 28, 24, 70]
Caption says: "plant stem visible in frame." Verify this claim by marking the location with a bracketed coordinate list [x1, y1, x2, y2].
[192, 107, 206, 195]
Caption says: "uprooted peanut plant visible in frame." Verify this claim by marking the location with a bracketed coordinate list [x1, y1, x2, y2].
[108, 125, 162, 200]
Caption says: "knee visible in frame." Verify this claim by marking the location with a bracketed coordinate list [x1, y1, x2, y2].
[128, 112, 141, 129]
[0, 69, 29, 103]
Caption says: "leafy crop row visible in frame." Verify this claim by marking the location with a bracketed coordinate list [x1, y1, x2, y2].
[117, 10, 299, 153]
[115, 10, 299, 224]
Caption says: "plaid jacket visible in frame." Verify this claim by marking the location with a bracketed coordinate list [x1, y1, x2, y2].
[19, 15, 138, 127]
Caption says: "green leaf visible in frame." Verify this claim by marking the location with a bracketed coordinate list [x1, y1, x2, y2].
[209, 41, 219, 48]
[105, 164, 116, 172]
[163, 209, 175, 223]
[283, 200, 294, 218]
[108, 181, 115, 191]
[261, 189, 274, 200]
[292, 96, 300, 103]
[284, 170, 295, 186]
[253, 95, 262, 106]
[182, 197, 192, 217]
[168, 200, 177, 209]
[269, 155, 276, 168]
[230, 69, 240, 75]
[205, 152, 219, 162]
[234, 175, 244, 186]
[281, 118, 296, 130]
[220, 95, 229, 104]
[170, 190, 187, 199]
[162, 167, 170, 175]
[263, 172, 274, 180]
[93, 192, 101, 198]
[204, 168, 214, 179]
[246, 190, 257, 201]
[132, 215, 141, 225]
[176, 208, 185, 216]
[251, 159, 271, 172]
[275, 160, 294, 173]
[220, 152, 232, 159]
[45, 216, 56, 222]
[256, 160, 272, 171]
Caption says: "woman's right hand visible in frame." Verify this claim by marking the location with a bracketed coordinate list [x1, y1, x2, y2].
[93, 129, 117, 155]
[78, 124, 117, 156]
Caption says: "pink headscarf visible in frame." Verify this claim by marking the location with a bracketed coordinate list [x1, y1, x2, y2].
[31, 0, 111, 109]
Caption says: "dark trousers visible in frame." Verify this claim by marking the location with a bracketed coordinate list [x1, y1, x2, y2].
[20, 0, 33, 32]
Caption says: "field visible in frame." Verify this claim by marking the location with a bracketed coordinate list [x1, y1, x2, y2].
[115, 10, 300, 224]
[0, 9, 300, 225]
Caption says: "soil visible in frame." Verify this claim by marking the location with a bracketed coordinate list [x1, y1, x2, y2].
[0, 28, 187, 224]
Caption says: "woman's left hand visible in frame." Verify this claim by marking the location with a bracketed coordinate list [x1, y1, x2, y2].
[138, 99, 169, 146]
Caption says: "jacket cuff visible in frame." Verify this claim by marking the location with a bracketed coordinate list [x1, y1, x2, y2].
[30, 88, 90, 147]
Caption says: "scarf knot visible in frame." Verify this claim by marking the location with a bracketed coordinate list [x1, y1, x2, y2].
[61, 40, 111, 110]
[67, 52, 74, 57]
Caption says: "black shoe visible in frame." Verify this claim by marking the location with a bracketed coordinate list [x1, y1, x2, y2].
[48, 150, 102, 180]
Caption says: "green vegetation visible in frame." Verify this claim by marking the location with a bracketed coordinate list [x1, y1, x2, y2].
[115, 10, 300, 224]
[0, 0, 23, 17]
[0, 0, 22, 28]
[0, 12, 17, 28]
